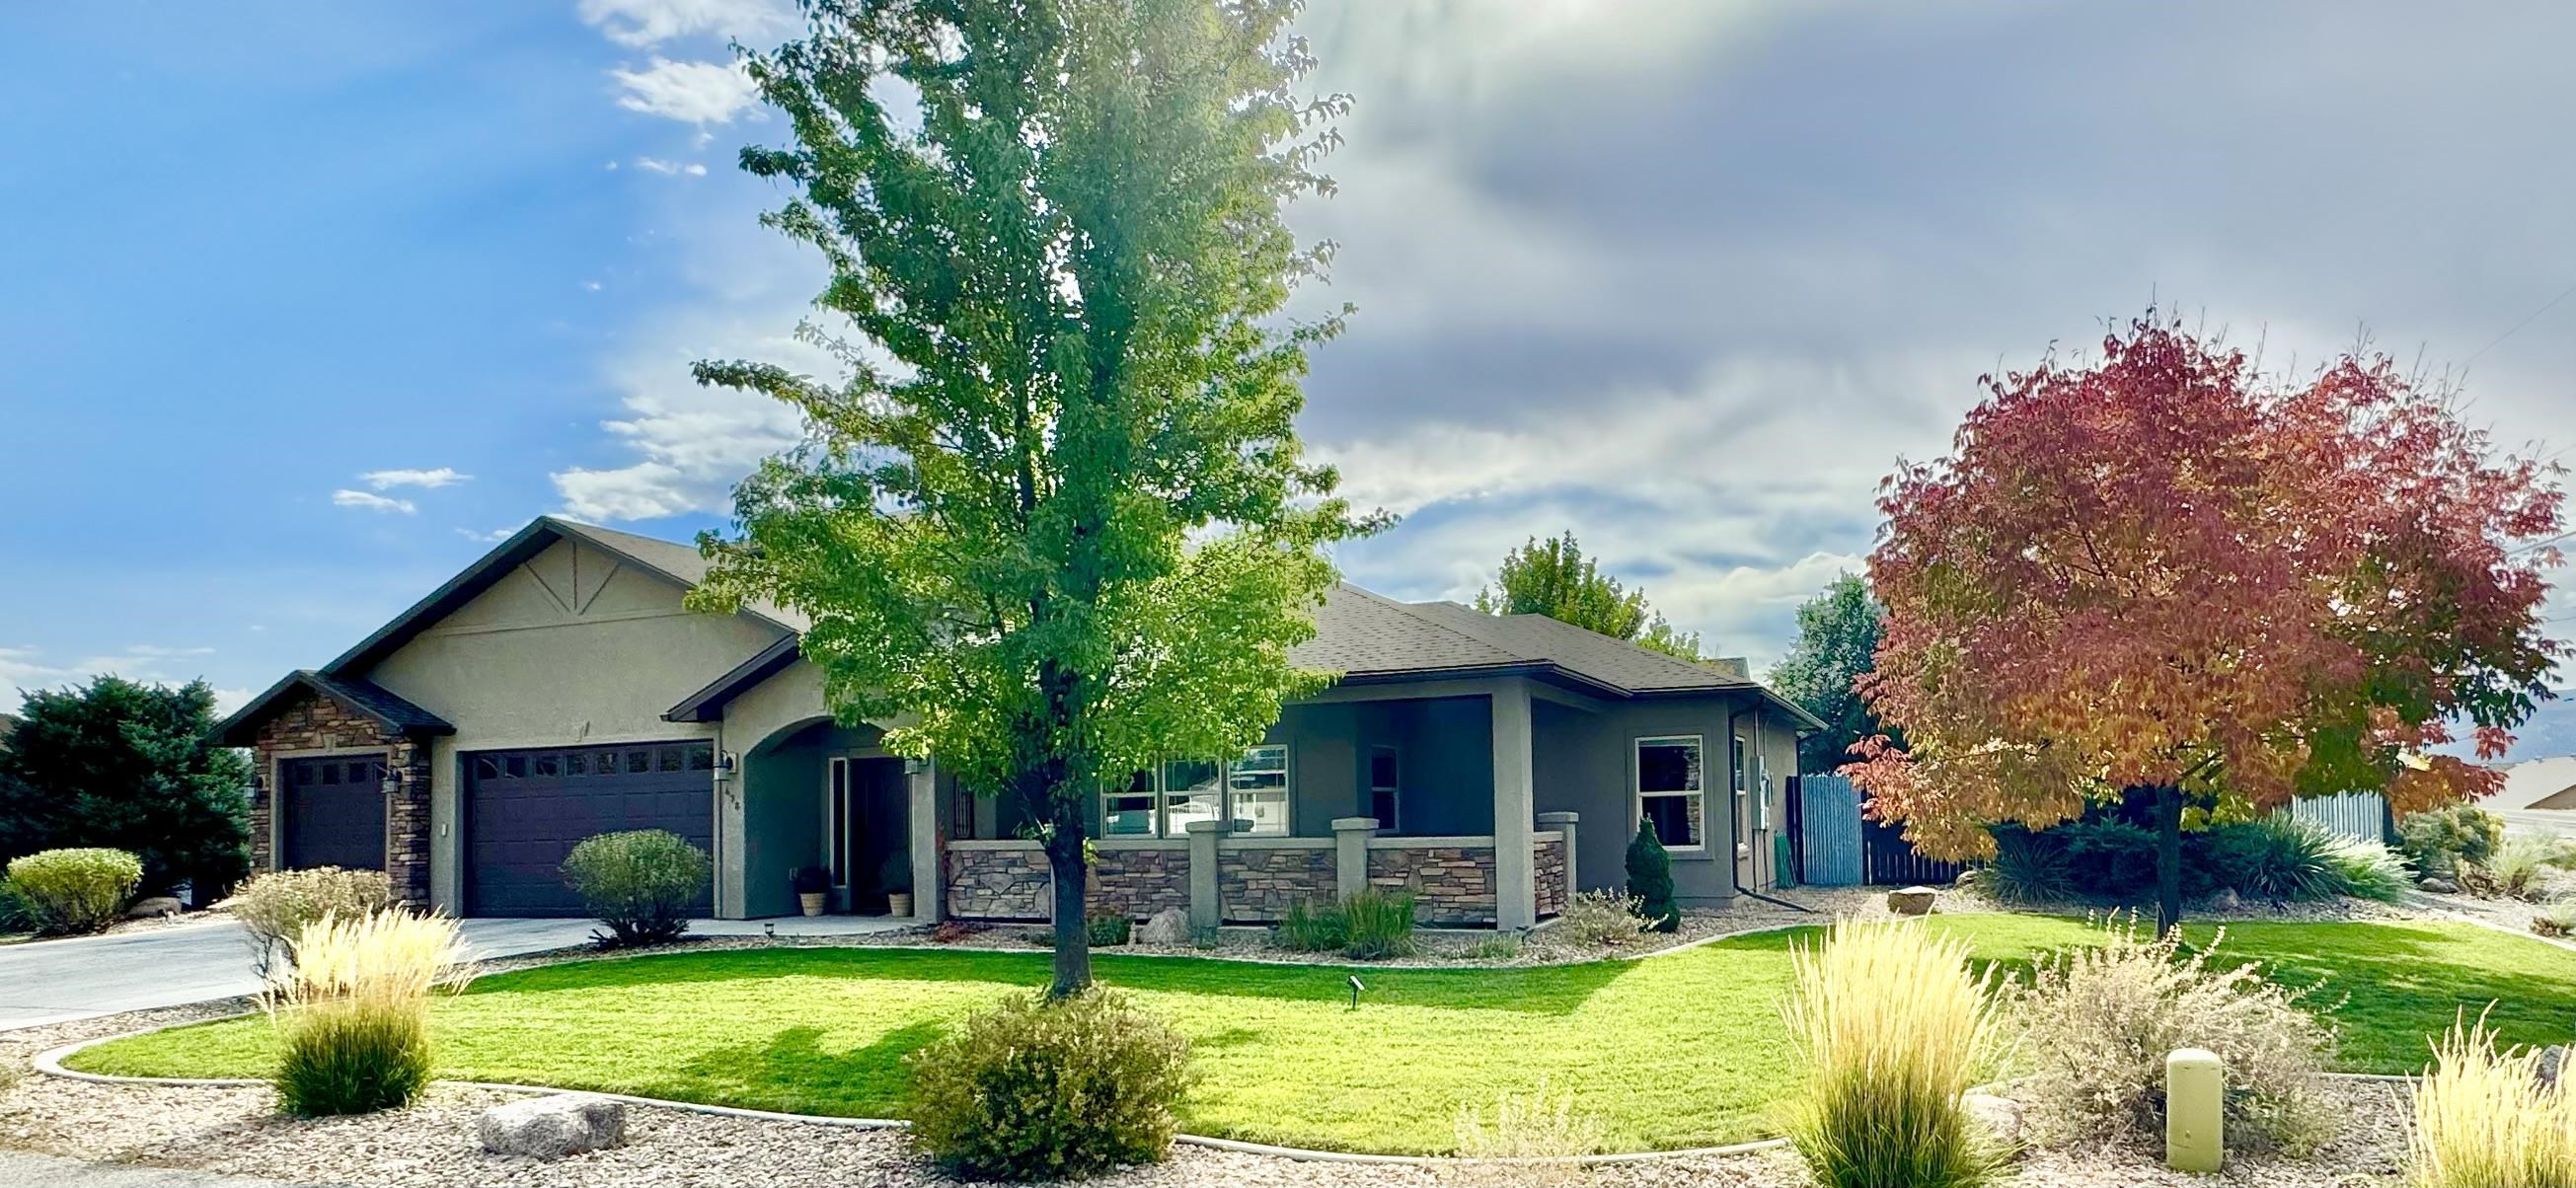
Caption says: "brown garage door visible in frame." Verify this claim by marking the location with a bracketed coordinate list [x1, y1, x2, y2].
[281, 755, 388, 871]
[465, 742, 715, 917]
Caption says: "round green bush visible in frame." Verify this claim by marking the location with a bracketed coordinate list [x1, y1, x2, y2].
[560, 830, 710, 947]
[4, 847, 142, 935]
[906, 990, 1194, 1179]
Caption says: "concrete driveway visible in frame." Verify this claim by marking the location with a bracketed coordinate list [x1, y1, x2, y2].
[0, 914, 911, 1032]
[0, 917, 602, 1031]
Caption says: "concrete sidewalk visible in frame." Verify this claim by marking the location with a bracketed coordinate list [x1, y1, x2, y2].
[0, 1151, 323, 1188]
[0, 914, 916, 1031]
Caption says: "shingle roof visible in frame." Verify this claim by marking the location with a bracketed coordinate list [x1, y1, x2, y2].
[1287, 584, 1827, 728]
[215, 671, 453, 747]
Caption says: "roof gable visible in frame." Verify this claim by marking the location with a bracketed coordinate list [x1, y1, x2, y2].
[319, 517, 802, 679]
[214, 671, 452, 747]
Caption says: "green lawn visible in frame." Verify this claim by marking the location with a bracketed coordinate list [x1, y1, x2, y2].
[70, 918, 2576, 1153]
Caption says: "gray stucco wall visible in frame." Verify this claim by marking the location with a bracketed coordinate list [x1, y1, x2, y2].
[360, 537, 787, 915]
[1396, 696, 1494, 836]
[1528, 691, 1782, 904]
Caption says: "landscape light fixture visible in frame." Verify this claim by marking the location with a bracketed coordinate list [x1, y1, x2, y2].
[1347, 975, 1365, 1010]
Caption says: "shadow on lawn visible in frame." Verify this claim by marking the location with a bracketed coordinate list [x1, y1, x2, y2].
[465, 943, 1646, 1017]
[622, 1019, 944, 1117]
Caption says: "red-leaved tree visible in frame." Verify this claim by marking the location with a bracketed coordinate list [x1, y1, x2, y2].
[1849, 314, 2564, 934]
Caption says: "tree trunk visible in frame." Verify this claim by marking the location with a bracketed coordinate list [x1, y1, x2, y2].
[2156, 783, 2183, 938]
[1046, 825, 1092, 999]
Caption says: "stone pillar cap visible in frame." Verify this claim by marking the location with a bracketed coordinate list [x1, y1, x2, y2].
[1182, 819, 1229, 834]
[1535, 811, 1580, 824]
[1330, 816, 1382, 831]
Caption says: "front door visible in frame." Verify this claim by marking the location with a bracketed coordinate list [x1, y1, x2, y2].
[827, 757, 912, 912]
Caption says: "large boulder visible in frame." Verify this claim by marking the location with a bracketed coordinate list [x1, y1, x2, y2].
[1886, 886, 1938, 917]
[124, 896, 183, 920]
[1136, 907, 1189, 946]
[2418, 876, 2461, 895]
[1962, 1091, 2024, 1147]
[478, 1094, 627, 1158]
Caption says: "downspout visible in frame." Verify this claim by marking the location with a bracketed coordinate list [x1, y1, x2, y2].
[1728, 703, 1814, 914]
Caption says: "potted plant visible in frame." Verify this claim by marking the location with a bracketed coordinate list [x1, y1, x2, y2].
[880, 853, 915, 918]
[791, 866, 830, 917]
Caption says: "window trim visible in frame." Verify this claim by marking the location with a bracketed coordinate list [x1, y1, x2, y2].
[1634, 734, 1706, 853]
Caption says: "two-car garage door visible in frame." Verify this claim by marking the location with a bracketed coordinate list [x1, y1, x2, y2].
[465, 742, 716, 917]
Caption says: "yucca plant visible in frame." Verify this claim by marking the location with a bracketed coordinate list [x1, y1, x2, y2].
[2409, 1009, 2574, 1188]
[1783, 919, 2007, 1188]
[265, 909, 469, 1116]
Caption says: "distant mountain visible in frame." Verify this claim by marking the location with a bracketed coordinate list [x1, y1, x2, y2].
[2432, 690, 2576, 765]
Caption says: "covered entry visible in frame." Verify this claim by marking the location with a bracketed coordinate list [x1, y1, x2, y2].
[464, 741, 716, 917]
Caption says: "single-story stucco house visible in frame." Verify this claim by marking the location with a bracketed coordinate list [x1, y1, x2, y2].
[217, 516, 1821, 929]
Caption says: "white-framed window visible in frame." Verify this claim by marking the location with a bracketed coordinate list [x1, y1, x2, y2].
[1099, 746, 1292, 838]
[1368, 745, 1401, 831]
[1635, 735, 1705, 851]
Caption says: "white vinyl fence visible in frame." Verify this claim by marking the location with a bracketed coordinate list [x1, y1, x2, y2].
[2281, 791, 2388, 844]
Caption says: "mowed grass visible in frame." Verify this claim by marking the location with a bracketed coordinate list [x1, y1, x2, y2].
[70, 918, 2576, 1153]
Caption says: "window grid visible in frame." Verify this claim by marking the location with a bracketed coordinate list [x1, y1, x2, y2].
[1101, 746, 1292, 839]
[1635, 734, 1705, 852]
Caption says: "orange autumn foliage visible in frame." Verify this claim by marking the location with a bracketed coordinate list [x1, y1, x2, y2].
[1849, 315, 2565, 860]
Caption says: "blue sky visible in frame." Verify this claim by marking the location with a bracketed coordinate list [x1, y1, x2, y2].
[4, 0, 2573, 715]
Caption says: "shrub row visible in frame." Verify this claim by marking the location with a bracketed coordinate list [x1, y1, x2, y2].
[1983, 814, 2409, 906]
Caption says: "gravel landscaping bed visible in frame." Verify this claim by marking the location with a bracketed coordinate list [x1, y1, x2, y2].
[3, 997, 2416, 1188]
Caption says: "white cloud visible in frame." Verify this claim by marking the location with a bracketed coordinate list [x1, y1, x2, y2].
[454, 527, 516, 544]
[360, 467, 468, 490]
[612, 57, 760, 124]
[577, 0, 793, 48]
[634, 157, 710, 177]
[0, 644, 243, 712]
[332, 489, 417, 514]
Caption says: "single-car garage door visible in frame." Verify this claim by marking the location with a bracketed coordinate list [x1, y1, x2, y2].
[465, 742, 715, 917]
[281, 755, 388, 870]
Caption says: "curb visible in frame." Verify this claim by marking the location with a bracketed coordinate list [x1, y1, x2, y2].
[33, 1022, 1788, 1166]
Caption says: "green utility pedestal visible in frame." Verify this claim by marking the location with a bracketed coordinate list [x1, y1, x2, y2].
[2165, 1047, 2224, 1173]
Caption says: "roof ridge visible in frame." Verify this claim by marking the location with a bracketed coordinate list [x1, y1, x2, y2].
[1336, 584, 1544, 665]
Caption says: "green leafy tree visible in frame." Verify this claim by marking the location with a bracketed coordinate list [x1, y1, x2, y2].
[1477, 532, 1705, 660]
[689, 0, 1380, 996]
[0, 677, 251, 898]
[1768, 573, 1894, 773]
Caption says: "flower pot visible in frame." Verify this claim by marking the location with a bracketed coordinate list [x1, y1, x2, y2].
[797, 892, 826, 917]
[886, 892, 914, 918]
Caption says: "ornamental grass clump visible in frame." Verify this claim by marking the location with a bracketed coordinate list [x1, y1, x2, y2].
[906, 989, 1193, 1180]
[1339, 889, 1418, 959]
[1445, 1083, 1606, 1188]
[2008, 913, 2337, 1153]
[265, 909, 468, 1117]
[2408, 1010, 2574, 1188]
[1782, 919, 2006, 1188]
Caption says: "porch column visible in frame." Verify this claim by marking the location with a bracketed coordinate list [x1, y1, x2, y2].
[715, 728, 747, 919]
[1332, 817, 1379, 899]
[1491, 680, 1537, 930]
[1185, 820, 1224, 930]
[1538, 810, 1579, 897]
[907, 758, 944, 923]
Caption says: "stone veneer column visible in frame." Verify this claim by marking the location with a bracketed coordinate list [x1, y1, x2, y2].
[1184, 820, 1224, 930]
[1537, 810, 1579, 897]
[907, 758, 943, 923]
[1490, 681, 1537, 930]
[1331, 817, 1378, 899]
